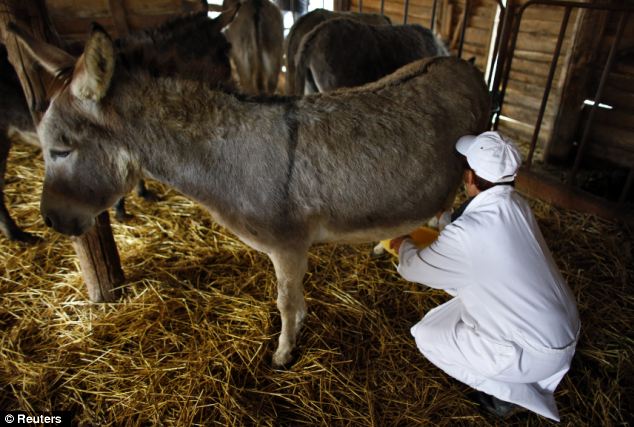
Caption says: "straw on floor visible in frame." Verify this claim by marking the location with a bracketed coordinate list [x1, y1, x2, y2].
[1, 143, 632, 425]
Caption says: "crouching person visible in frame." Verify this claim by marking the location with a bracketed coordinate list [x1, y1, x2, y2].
[390, 131, 580, 421]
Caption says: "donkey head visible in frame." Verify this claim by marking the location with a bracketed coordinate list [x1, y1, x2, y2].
[9, 23, 135, 235]
[9, 10, 237, 236]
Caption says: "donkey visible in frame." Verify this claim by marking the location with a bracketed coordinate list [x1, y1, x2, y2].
[12, 24, 489, 367]
[294, 18, 449, 95]
[223, 0, 284, 95]
[0, 11, 237, 242]
[284, 8, 391, 95]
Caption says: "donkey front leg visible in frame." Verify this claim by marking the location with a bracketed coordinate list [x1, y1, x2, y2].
[269, 249, 308, 367]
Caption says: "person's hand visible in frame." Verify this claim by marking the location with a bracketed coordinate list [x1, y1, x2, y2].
[389, 235, 409, 253]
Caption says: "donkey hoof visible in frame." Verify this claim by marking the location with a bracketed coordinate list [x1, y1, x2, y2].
[272, 348, 297, 369]
[10, 230, 43, 245]
[371, 243, 386, 258]
[139, 189, 161, 202]
[114, 210, 134, 222]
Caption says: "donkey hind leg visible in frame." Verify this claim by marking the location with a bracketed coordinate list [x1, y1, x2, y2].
[0, 135, 40, 243]
[270, 249, 308, 367]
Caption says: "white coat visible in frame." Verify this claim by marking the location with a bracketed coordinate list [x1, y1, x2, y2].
[398, 185, 580, 421]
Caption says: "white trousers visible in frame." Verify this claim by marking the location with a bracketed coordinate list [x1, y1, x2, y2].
[411, 297, 576, 421]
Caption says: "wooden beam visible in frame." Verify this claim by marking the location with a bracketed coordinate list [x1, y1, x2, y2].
[0, 0, 125, 302]
[516, 168, 634, 224]
[108, 0, 130, 37]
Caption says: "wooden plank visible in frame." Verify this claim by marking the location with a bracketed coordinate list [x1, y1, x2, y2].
[593, 108, 634, 131]
[516, 168, 633, 223]
[608, 71, 634, 91]
[520, 6, 567, 22]
[513, 49, 559, 64]
[587, 142, 634, 169]
[122, 0, 180, 15]
[460, 43, 488, 58]
[108, 0, 130, 37]
[464, 26, 490, 45]
[71, 213, 124, 302]
[126, 13, 179, 31]
[601, 86, 634, 111]
[48, 16, 117, 39]
[515, 33, 572, 54]
[518, 18, 572, 36]
[469, 15, 494, 30]
[590, 123, 634, 152]
[46, 0, 111, 18]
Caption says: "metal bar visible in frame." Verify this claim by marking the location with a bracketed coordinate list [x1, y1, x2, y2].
[519, 0, 633, 13]
[619, 168, 634, 206]
[494, 0, 634, 130]
[525, 7, 571, 169]
[568, 12, 628, 183]
[430, 0, 438, 32]
[403, 0, 409, 24]
[494, 3, 524, 130]
[457, 0, 470, 58]
[359, 0, 362, 13]
[380, 0, 385, 16]
[486, 1, 507, 88]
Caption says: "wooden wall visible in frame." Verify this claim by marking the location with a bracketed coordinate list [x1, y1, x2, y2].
[45, 0, 205, 44]
[348, 0, 497, 73]
[581, 11, 634, 170]
[497, 3, 580, 161]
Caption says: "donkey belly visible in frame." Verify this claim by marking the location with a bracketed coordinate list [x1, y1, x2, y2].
[313, 220, 433, 245]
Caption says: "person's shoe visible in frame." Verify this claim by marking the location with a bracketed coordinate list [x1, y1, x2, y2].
[474, 390, 521, 418]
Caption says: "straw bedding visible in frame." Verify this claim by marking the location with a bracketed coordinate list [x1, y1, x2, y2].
[1, 143, 632, 426]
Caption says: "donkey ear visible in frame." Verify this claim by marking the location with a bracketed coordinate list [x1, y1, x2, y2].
[7, 22, 76, 78]
[70, 23, 115, 101]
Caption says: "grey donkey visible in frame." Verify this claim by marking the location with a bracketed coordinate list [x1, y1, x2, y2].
[0, 10, 237, 242]
[11, 24, 490, 367]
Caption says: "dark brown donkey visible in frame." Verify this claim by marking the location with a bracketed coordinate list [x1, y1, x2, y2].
[293, 18, 449, 95]
[284, 8, 391, 95]
[0, 11, 236, 242]
[12, 24, 489, 367]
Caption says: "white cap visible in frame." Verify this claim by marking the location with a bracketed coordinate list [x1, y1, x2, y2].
[455, 131, 522, 183]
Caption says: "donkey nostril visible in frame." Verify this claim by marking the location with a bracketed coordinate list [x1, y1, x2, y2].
[44, 216, 53, 228]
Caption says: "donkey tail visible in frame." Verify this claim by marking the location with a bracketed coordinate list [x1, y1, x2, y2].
[251, 0, 265, 94]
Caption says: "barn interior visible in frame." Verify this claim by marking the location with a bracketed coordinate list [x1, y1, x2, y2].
[0, 0, 632, 425]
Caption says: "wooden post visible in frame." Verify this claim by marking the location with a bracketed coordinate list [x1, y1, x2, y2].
[108, 0, 130, 37]
[0, 0, 124, 302]
[545, 9, 609, 163]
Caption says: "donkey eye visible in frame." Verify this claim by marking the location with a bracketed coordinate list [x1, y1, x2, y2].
[50, 149, 72, 159]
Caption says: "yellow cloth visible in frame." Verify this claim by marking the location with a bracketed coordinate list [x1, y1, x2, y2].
[381, 226, 439, 256]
